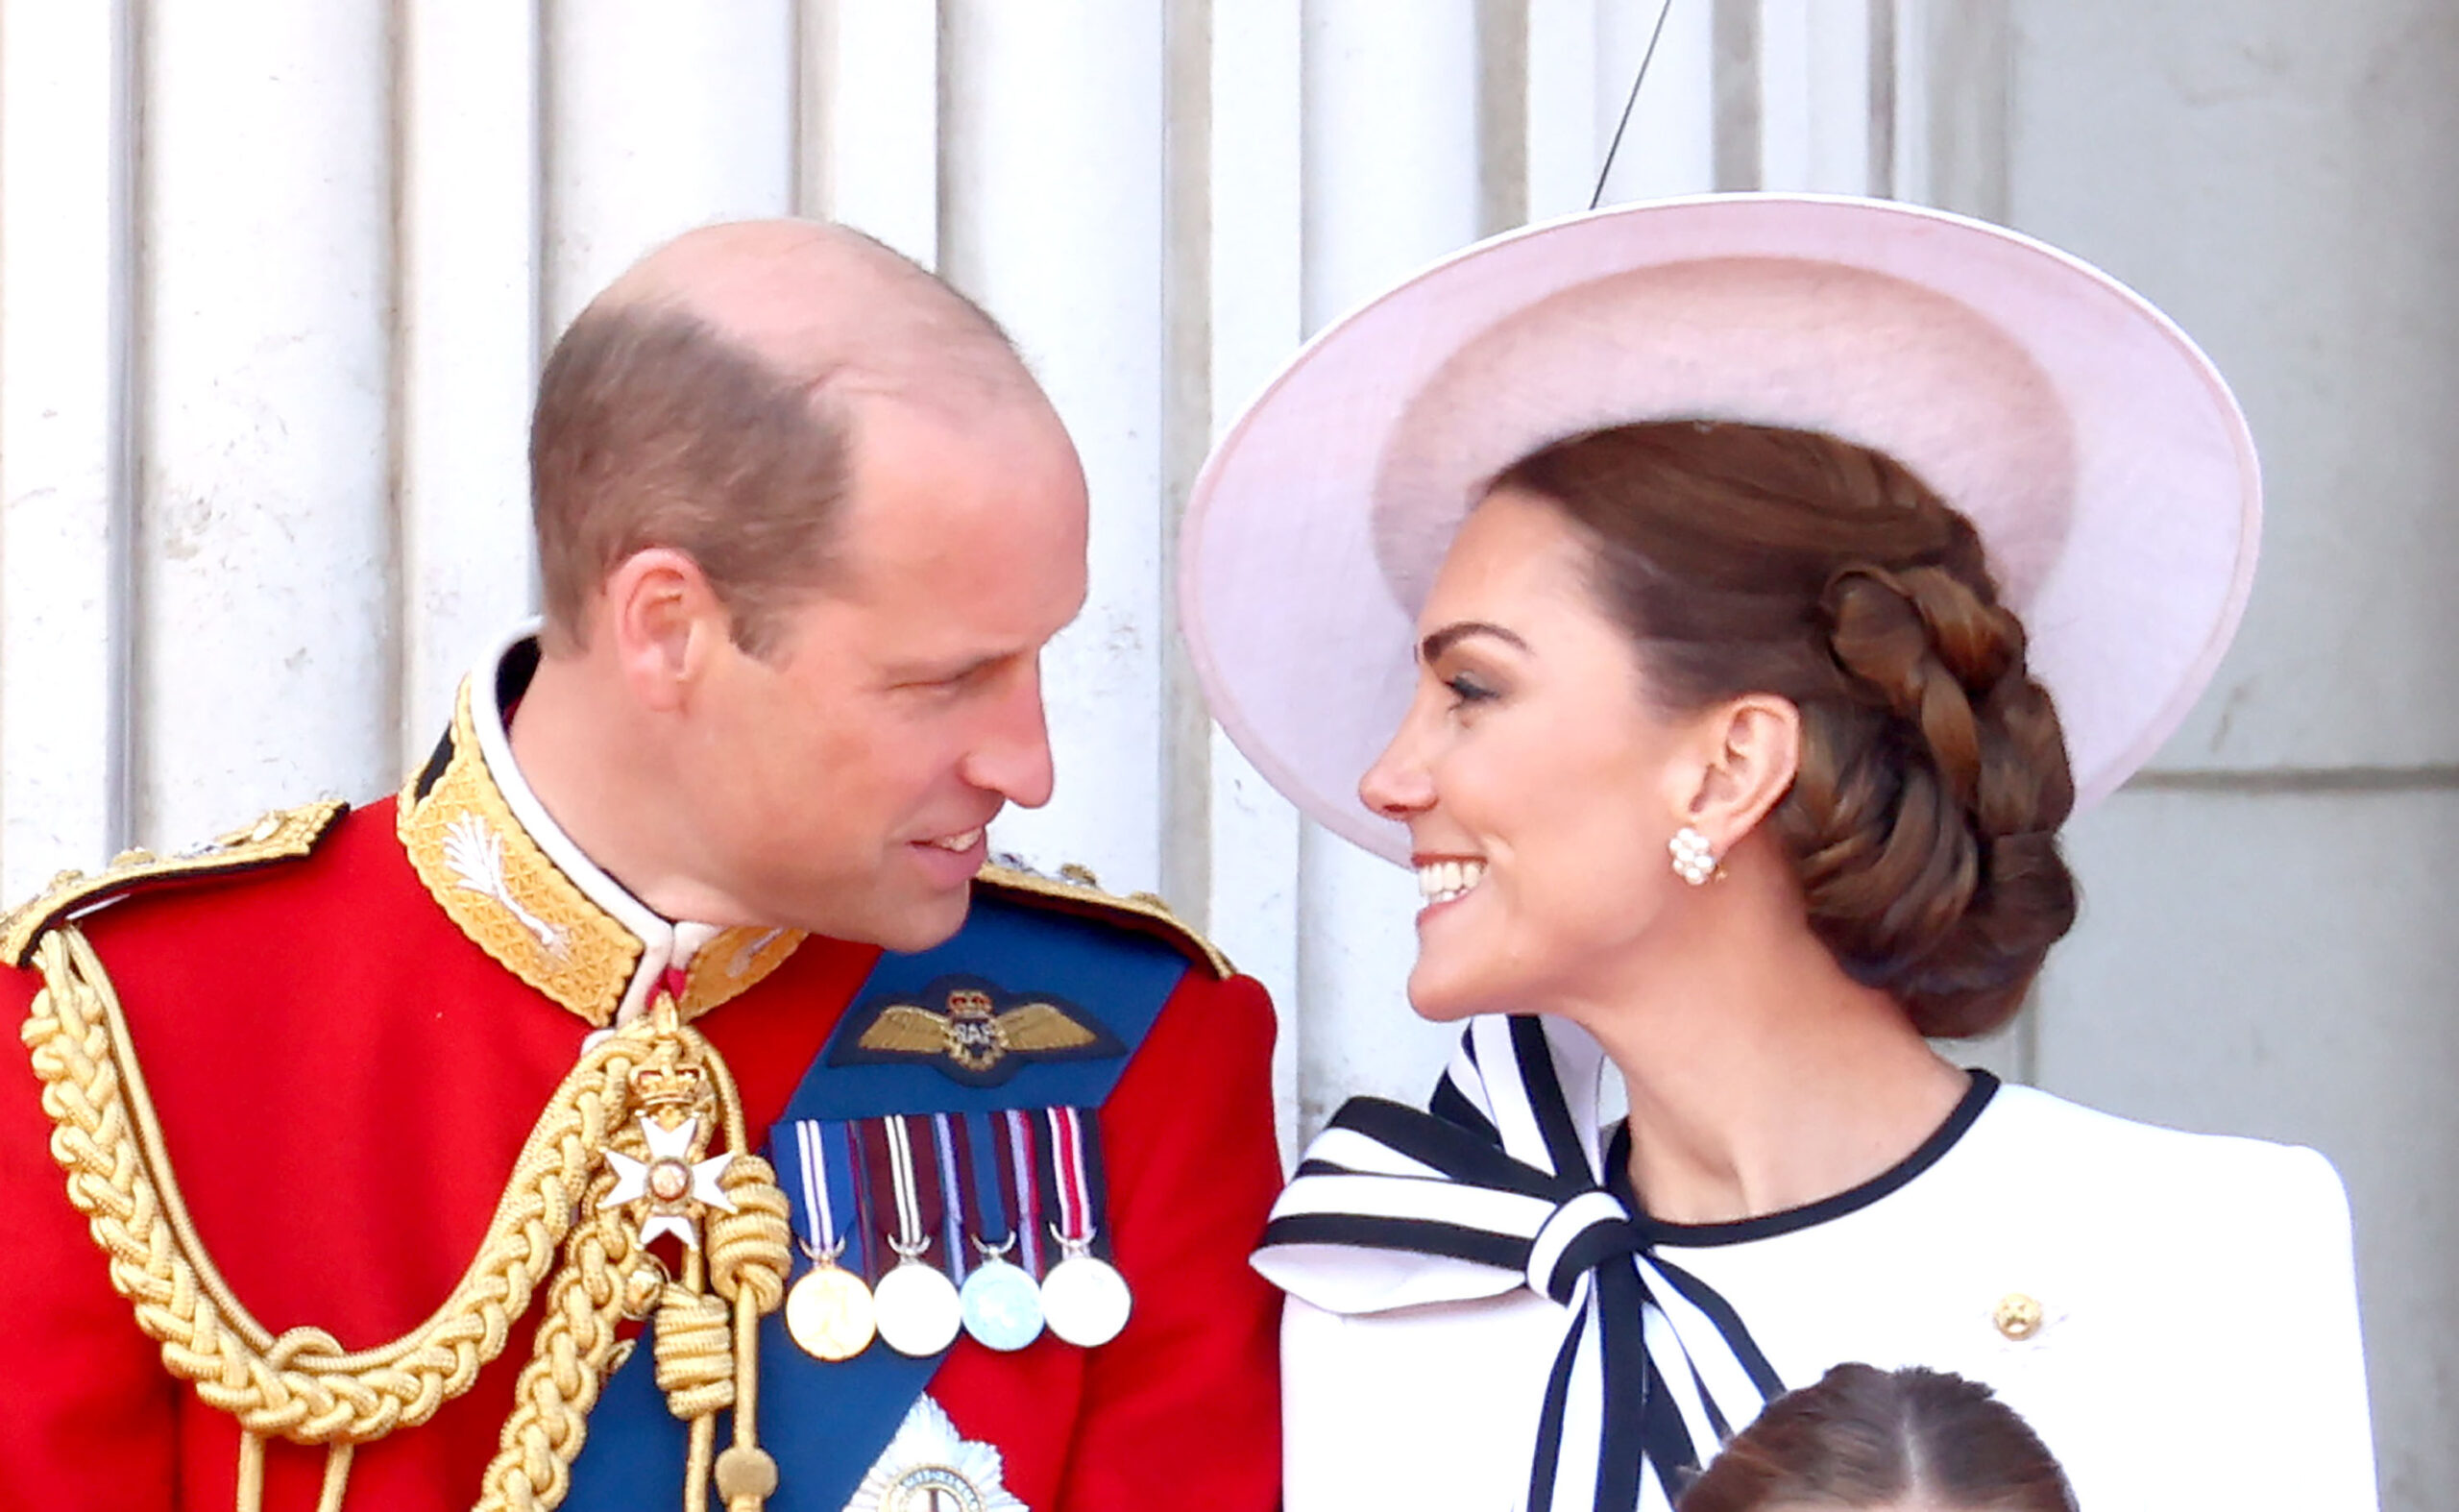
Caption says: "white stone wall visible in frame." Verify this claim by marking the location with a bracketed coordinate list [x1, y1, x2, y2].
[2005, 1, 2459, 1501]
[0, 0, 2442, 1501]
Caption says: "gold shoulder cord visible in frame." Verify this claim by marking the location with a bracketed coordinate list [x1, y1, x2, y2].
[976, 862, 1234, 979]
[16, 846, 793, 1512]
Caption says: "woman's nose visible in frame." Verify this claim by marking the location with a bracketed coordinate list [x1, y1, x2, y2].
[1358, 709, 1436, 821]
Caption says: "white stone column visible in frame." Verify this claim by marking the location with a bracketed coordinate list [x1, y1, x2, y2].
[136, 0, 396, 843]
[398, 0, 543, 756]
[942, 0, 1171, 895]
[1289, 0, 1487, 1134]
[543, 0, 795, 334]
[1591, 0, 1716, 206]
[797, 0, 939, 267]
[0, 0, 134, 894]
[1757, 0, 1876, 193]
[1527, 0, 1606, 220]
[1206, 0, 1309, 1163]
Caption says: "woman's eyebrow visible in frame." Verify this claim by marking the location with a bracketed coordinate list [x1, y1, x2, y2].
[1420, 621, 1532, 664]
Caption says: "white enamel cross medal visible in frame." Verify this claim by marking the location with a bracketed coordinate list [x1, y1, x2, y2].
[601, 1112, 736, 1248]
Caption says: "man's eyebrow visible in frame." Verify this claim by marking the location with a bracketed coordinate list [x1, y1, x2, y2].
[1419, 621, 1531, 664]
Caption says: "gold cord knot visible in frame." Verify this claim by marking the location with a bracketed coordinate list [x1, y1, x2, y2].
[653, 1285, 737, 1418]
[706, 1157, 793, 1313]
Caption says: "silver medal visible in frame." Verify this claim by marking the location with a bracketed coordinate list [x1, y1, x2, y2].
[873, 1240, 964, 1357]
[1040, 1239, 1132, 1348]
[959, 1239, 1045, 1352]
[870, 1116, 964, 1356]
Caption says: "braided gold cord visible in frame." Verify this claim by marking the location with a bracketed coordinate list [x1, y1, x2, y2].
[474, 1170, 641, 1512]
[21, 922, 793, 1512]
[469, 1014, 789, 1512]
[17, 925, 661, 1450]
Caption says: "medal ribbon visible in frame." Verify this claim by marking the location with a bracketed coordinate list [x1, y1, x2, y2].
[1254, 1015, 1790, 1512]
[785, 1119, 870, 1276]
[792, 1122, 839, 1251]
[931, 1112, 970, 1283]
[1002, 1110, 1047, 1276]
[879, 1114, 936, 1262]
[1047, 1106, 1096, 1246]
[963, 1111, 1017, 1250]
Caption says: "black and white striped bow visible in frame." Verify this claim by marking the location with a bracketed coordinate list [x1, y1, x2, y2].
[1254, 1014, 1784, 1512]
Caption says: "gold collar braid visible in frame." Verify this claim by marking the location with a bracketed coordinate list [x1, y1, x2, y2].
[18, 922, 792, 1512]
[399, 675, 804, 1029]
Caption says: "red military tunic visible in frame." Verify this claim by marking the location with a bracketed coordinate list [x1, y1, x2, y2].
[0, 650, 1282, 1512]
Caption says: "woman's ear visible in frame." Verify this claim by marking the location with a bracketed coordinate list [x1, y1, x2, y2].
[1681, 694, 1802, 845]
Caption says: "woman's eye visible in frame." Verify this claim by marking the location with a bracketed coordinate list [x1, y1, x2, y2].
[1444, 671, 1497, 705]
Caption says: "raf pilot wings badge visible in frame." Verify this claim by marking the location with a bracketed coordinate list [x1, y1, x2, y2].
[830, 973, 1127, 1086]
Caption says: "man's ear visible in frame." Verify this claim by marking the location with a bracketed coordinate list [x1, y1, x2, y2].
[1676, 694, 1802, 848]
[601, 547, 727, 714]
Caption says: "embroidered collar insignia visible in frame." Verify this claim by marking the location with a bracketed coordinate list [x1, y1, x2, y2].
[833, 973, 1125, 1086]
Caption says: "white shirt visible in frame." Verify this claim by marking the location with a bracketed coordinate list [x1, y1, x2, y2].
[1268, 1076, 2376, 1511]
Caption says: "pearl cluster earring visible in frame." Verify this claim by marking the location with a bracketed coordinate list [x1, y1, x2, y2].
[1668, 825, 1718, 887]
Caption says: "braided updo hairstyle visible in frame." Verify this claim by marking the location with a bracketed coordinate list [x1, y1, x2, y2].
[1495, 421, 2078, 1038]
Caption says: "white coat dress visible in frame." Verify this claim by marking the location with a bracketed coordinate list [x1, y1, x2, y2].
[1256, 1017, 2376, 1512]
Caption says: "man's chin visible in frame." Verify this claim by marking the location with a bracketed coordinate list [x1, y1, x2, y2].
[850, 885, 974, 955]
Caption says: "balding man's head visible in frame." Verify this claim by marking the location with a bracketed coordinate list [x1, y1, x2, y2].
[530, 220, 1042, 654]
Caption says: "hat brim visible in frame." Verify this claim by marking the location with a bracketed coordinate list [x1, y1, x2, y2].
[1180, 194, 2258, 866]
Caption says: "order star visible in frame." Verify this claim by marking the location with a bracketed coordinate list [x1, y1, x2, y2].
[601, 1114, 737, 1246]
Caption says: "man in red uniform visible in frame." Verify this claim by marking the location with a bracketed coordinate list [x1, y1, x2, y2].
[0, 223, 1282, 1512]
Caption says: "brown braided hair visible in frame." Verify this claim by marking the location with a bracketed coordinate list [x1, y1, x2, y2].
[1676, 1364, 2078, 1512]
[1496, 421, 2078, 1037]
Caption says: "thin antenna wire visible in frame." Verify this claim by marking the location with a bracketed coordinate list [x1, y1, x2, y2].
[1588, 0, 1681, 210]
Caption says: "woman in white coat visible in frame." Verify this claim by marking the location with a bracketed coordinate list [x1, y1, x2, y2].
[1176, 196, 2375, 1512]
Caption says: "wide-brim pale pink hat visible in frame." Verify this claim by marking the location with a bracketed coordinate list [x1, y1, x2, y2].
[1179, 193, 2259, 866]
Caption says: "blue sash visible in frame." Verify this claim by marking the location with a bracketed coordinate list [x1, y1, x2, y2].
[564, 891, 1192, 1511]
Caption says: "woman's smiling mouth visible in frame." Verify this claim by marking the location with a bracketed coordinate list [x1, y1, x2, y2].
[1415, 857, 1487, 906]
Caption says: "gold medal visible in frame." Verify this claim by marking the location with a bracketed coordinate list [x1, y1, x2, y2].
[785, 1121, 877, 1361]
[785, 1244, 877, 1362]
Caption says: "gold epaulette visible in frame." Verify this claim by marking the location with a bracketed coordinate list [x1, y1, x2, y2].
[977, 862, 1235, 980]
[0, 798, 348, 968]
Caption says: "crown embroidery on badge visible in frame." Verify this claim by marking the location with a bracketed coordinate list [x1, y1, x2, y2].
[832, 974, 1124, 1086]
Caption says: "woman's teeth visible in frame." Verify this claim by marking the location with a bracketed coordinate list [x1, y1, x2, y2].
[1416, 858, 1486, 905]
[926, 828, 984, 852]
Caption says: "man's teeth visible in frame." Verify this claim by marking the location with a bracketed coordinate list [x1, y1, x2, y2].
[926, 829, 985, 852]
[1416, 858, 1487, 905]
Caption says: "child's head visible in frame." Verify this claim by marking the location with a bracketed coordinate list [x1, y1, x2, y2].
[1679, 1365, 2076, 1512]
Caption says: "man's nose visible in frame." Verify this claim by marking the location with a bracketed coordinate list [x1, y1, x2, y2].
[964, 661, 1058, 810]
